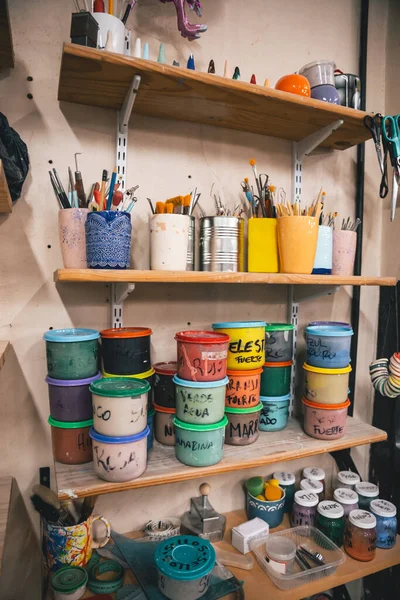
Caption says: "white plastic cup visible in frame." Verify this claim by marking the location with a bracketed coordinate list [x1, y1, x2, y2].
[150, 214, 190, 271]
[94, 13, 126, 55]
[312, 225, 333, 273]
[332, 230, 357, 276]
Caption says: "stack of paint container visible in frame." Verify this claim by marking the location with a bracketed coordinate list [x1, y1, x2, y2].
[259, 323, 294, 432]
[212, 321, 265, 445]
[44, 328, 101, 465]
[153, 362, 177, 447]
[302, 322, 353, 440]
[173, 330, 230, 466]
[100, 327, 155, 450]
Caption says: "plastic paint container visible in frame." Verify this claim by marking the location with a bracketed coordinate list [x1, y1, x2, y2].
[175, 331, 230, 382]
[225, 368, 262, 408]
[154, 362, 177, 409]
[260, 361, 292, 396]
[370, 499, 397, 549]
[246, 489, 286, 528]
[51, 566, 88, 600]
[147, 407, 155, 450]
[224, 403, 262, 445]
[48, 416, 93, 464]
[316, 501, 345, 548]
[173, 416, 227, 467]
[90, 377, 150, 437]
[305, 325, 354, 369]
[44, 329, 100, 380]
[291, 491, 319, 527]
[354, 482, 379, 510]
[273, 472, 296, 513]
[46, 373, 101, 422]
[90, 426, 149, 482]
[344, 510, 376, 562]
[102, 366, 155, 409]
[100, 327, 152, 376]
[212, 321, 266, 371]
[302, 397, 350, 440]
[155, 535, 215, 600]
[259, 394, 290, 432]
[154, 403, 176, 446]
[265, 323, 294, 363]
[300, 479, 324, 502]
[336, 471, 361, 490]
[309, 321, 352, 329]
[333, 488, 359, 517]
[303, 363, 352, 405]
[174, 375, 228, 425]
[264, 536, 296, 574]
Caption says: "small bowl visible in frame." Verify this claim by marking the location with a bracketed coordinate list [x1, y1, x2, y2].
[311, 84, 340, 104]
[246, 489, 286, 529]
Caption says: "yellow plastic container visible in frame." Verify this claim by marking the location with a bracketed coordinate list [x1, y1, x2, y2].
[248, 218, 279, 273]
[212, 321, 266, 370]
[303, 362, 352, 404]
[277, 216, 318, 274]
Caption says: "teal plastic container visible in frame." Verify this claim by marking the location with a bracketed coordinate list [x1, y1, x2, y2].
[259, 394, 290, 432]
[260, 361, 292, 396]
[173, 416, 228, 467]
[44, 329, 99, 380]
[173, 375, 229, 425]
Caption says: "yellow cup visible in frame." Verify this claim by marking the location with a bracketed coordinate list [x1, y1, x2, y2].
[248, 218, 279, 273]
[277, 216, 318, 274]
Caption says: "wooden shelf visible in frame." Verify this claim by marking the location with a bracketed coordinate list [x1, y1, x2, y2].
[0, 341, 10, 372]
[58, 43, 372, 150]
[54, 269, 396, 287]
[0, 476, 12, 573]
[0, 1, 14, 69]
[0, 162, 12, 214]
[55, 417, 386, 500]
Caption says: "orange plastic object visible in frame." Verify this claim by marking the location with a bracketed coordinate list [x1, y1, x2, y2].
[264, 486, 282, 501]
[275, 74, 311, 97]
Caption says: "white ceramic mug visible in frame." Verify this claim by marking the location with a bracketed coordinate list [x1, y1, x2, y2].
[150, 214, 190, 271]
[58, 208, 90, 268]
[332, 230, 357, 276]
[94, 12, 126, 55]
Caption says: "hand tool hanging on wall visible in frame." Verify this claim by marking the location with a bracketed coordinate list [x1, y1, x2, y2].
[382, 114, 400, 222]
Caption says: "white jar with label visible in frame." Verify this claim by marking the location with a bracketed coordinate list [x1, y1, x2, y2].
[300, 478, 324, 502]
[264, 536, 296, 575]
[336, 470, 361, 490]
[333, 488, 359, 517]
[354, 482, 379, 511]
[302, 467, 326, 498]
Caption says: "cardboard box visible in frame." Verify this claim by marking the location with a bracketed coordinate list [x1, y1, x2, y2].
[231, 518, 269, 554]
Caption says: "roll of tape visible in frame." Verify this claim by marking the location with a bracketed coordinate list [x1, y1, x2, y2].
[88, 559, 124, 595]
[143, 517, 181, 540]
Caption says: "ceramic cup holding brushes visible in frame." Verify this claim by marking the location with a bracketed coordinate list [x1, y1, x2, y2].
[58, 208, 90, 268]
[86, 211, 132, 269]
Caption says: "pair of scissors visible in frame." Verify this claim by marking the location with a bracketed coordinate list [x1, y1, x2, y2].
[364, 114, 384, 175]
[382, 115, 400, 222]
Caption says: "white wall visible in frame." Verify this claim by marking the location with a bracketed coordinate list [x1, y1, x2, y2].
[0, 0, 390, 536]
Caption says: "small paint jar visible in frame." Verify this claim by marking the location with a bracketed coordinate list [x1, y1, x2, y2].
[147, 407, 155, 450]
[175, 331, 230, 382]
[316, 501, 345, 547]
[90, 377, 150, 437]
[154, 403, 176, 446]
[354, 482, 379, 510]
[333, 488, 359, 517]
[303, 363, 352, 405]
[90, 426, 149, 482]
[46, 373, 101, 422]
[44, 328, 100, 380]
[48, 416, 93, 464]
[225, 368, 262, 408]
[102, 367, 155, 409]
[173, 416, 227, 467]
[51, 566, 88, 600]
[100, 327, 152, 376]
[174, 375, 228, 425]
[303, 467, 326, 497]
[259, 393, 290, 432]
[212, 321, 266, 371]
[224, 403, 262, 445]
[370, 499, 397, 549]
[300, 478, 324, 502]
[273, 471, 296, 513]
[302, 397, 350, 440]
[305, 325, 354, 369]
[154, 362, 177, 409]
[264, 536, 296, 575]
[246, 489, 286, 529]
[260, 361, 292, 396]
[291, 491, 319, 527]
[336, 470, 361, 490]
[86, 210, 132, 269]
[344, 510, 376, 561]
[265, 323, 294, 363]
[155, 535, 215, 600]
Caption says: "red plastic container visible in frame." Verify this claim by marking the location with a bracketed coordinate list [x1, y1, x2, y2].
[175, 331, 230, 382]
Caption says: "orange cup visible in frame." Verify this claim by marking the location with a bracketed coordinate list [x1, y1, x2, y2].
[225, 368, 263, 409]
[277, 216, 319, 274]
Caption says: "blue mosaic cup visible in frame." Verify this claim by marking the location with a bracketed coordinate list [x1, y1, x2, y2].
[85, 211, 131, 269]
[246, 489, 286, 529]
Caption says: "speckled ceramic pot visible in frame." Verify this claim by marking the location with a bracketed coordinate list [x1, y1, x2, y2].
[59, 208, 89, 268]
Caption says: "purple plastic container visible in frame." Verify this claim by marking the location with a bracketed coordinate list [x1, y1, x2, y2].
[46, 373, 101, 422]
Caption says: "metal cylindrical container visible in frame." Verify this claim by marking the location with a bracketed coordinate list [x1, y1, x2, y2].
[200, 217, 244, 272]
[187, 216, 195, 271]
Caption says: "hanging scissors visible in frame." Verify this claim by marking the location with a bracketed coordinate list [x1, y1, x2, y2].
[364, 114, 384, 176]
[382, 115, 400, 222]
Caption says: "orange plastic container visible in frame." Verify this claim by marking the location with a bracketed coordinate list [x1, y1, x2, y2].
[277, 216, 319, 274]
[225, 368, 262, 408]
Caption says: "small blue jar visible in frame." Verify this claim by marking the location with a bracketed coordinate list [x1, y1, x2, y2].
[259, 393, 290, 432]
[86, 210, 132, 269]
[370, 499, 397, 549]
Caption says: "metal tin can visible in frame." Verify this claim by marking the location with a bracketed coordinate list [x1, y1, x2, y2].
[187, 216, 195, 271]
[200, 217, 244, 272]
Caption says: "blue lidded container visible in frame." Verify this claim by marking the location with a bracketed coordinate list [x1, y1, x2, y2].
[305, 325, 354, 369]
[370, 499, 397, 549]
[259, 393, 291, 432]
[155, 535, 216, 600]
[43, 328, 100, 380]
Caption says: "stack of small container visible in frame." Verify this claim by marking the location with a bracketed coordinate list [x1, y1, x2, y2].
[302, 322, 353, 440]
[173, 330, 230, 466]
[259, 323, 294, 432]
[44, 328, 101, 465]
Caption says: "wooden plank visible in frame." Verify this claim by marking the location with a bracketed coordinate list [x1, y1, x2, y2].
[0, 341, 10, 372]
[0, 162, 12, 214]
[0, 0, 14, 69]
[54, 269, 397, 287]
[0, 476, 12, 572]
[58, 44, 372, 150]
[56, 417, 387, 500]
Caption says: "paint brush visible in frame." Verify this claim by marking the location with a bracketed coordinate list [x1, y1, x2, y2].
[99, 169, 108, 211]
[122, 0, 136, 25]
[107, 168, 117, 210]
[249, 158, 262, 198]
[147, 198, 155, 214]
[32, 484, 76, 526]
[30, 494, 64, 525]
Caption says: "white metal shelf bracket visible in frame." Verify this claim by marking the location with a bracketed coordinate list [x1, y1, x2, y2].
[116, 74, 141, 193]
[111, 283, 135, 329]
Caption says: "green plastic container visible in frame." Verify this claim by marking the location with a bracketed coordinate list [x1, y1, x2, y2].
[44, 329, 99, 380]
[173, 416, 228, 467]
[260, 361, 292, 396]
[316, 501, 345, 548]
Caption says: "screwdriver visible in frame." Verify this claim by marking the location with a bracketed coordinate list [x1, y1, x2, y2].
[74, 153, 87, 208]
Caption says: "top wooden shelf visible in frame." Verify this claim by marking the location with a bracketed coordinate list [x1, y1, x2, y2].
[0, 0, 14, 69]
[58, 44, 372, 150]
[0, 162, 12, 214]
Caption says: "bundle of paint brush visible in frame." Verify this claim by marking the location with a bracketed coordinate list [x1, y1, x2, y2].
[340, 216, 361, 231]
[241, 159, 277, 218]
[276, 188, 324, 220]
[30, 483, 97, 526]
[320, 211, 338, 227]
[149, 189, 201, 216]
